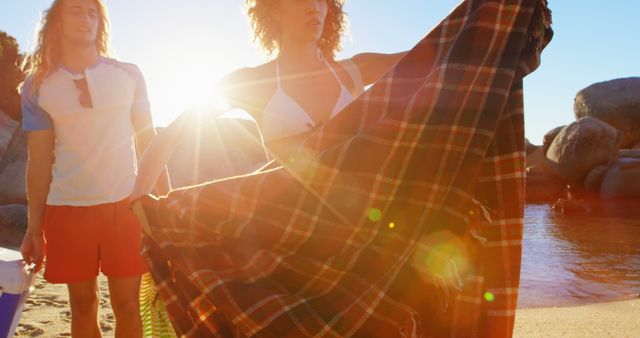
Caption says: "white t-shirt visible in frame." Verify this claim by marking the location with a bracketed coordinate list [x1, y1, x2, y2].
[22, 57, 150, 206]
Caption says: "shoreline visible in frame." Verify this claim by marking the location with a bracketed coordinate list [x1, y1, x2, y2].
[518, 293, 640, 310]
[521, 297, 640, 308]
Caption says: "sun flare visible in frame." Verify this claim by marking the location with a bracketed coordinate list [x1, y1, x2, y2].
[141, 39, 239, 127]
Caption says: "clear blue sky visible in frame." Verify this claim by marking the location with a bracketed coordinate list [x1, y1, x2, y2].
[1, 0, 639, 143]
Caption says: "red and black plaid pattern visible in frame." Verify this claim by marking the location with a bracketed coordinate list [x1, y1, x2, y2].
[140, 0, 552, 336]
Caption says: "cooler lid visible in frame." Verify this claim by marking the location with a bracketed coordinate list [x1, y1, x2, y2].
[0, 247, 33, 294]
[0, 247, 23, 262]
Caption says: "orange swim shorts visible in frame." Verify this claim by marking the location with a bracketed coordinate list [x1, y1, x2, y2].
[43, 199, 148, 283]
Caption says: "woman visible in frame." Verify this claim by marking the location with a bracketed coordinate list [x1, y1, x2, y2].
[130, 0, 406, 200]
[134, 0, 553, 336]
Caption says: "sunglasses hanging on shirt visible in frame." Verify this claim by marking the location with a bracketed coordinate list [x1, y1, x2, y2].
[73, 76, 93, 109]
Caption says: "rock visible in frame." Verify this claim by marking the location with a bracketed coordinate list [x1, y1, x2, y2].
[574, 77, 640, 148]
[546, 117, 621, 184]
[552, 198, 591, 217]
[525, 140, 553, 176]
[542, 125, 565, 156]
[0, 126, 27, 204]
[0, 110, 19, 156]
[0, 204, 27, 248]
[526, 147, 549, 173]
[526, 164, 548, 175]
[583, 165, 609, 192]
[167, 116, 268, 188]
[619, 149, 640, 159]
[526, 169, 564, 203]
[525, 138, 539, 155]
[600, 157, 640, 198]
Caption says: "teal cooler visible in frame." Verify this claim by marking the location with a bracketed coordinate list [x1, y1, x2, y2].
[0, 247, 34, 338]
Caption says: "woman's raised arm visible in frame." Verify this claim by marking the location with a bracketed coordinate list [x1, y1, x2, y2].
[128, 110, 198, 202]
[350, 51, 408, 86]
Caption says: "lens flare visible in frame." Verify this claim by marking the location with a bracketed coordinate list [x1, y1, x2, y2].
[368, 208, 382, 222]
[484, 292, 495, 302]
[412, 230, 470, 288]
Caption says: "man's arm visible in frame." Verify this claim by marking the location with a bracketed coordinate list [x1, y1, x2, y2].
[132, 110, 171, 196]
[129, 110, 199, 202]
[21, 130, 55, 272]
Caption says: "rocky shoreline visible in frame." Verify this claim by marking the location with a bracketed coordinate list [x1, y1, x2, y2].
[526, 78, 640, 206]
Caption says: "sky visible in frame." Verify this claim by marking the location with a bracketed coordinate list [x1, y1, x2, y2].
[1, 0, 639, 144]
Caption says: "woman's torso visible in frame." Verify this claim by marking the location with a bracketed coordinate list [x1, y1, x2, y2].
[224, 58, 362, 154]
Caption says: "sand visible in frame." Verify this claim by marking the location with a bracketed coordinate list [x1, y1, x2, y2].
[15, 274, 115, 338]
[14, 272, 640, 337]
[514, 299, 640, 338]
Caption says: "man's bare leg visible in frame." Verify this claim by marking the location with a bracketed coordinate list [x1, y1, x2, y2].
[108, 275, 142, 338]
[67, 278, 102, 338]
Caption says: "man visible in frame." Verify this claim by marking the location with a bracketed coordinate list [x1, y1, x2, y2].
[19, 0, 170, 336]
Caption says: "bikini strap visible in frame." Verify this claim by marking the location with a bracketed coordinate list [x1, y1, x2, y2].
[275, 59, 282, 89]
[323, 58, 346, 88]
[277, 55, 346, 90]
[340, 58, 365, 96]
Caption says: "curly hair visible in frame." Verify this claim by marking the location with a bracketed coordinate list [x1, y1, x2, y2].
[21, 0, 111, 95]
[245, 0, 347, 59]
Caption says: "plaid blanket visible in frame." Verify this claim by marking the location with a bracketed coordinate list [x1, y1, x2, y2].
[139, 0, 552, 336]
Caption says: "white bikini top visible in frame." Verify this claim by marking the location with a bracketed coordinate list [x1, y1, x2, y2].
[261, 58, 358, 141]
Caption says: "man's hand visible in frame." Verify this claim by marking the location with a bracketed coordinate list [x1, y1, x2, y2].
[127, 186, 149, 205]
[20, 229, 45, 273]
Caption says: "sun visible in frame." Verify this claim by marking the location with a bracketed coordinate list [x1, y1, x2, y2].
[141, 41, 236, 127]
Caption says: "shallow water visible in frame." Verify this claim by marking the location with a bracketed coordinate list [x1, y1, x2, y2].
[519, 199, 640, 308]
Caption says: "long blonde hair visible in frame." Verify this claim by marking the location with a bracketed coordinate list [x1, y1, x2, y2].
[21, 0, 111, 94]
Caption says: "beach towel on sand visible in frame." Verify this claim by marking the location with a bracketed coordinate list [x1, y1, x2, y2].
[138, 0, 552, 336]
[140, 272, 177, 338]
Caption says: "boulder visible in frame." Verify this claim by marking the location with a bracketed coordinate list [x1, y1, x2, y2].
[525, 139, 555, 177]
[600, 157, 640, 198]
[526, 147, 549, 173]
[583, 165, 609, 192]
[542, 125, 565, 156]
[546, 117, 621, 184]
[619, 149, 640, 159]
[168, 116, 268, 188]
[0, 110, 18, 156]
[525, 138, 539, 156]
[526, 169, 564, 203]
[574, 77, 640, 148]
[0, 126, 27, 204]
[0, 204, 27, 248]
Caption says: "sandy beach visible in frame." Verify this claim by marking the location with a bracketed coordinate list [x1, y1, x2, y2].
[12, 272, 639, 337]
[15, 274, 115, 338]
[513, 298, 640, 338]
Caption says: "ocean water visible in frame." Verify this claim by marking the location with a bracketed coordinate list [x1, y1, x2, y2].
[519, 200, 640, 308]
